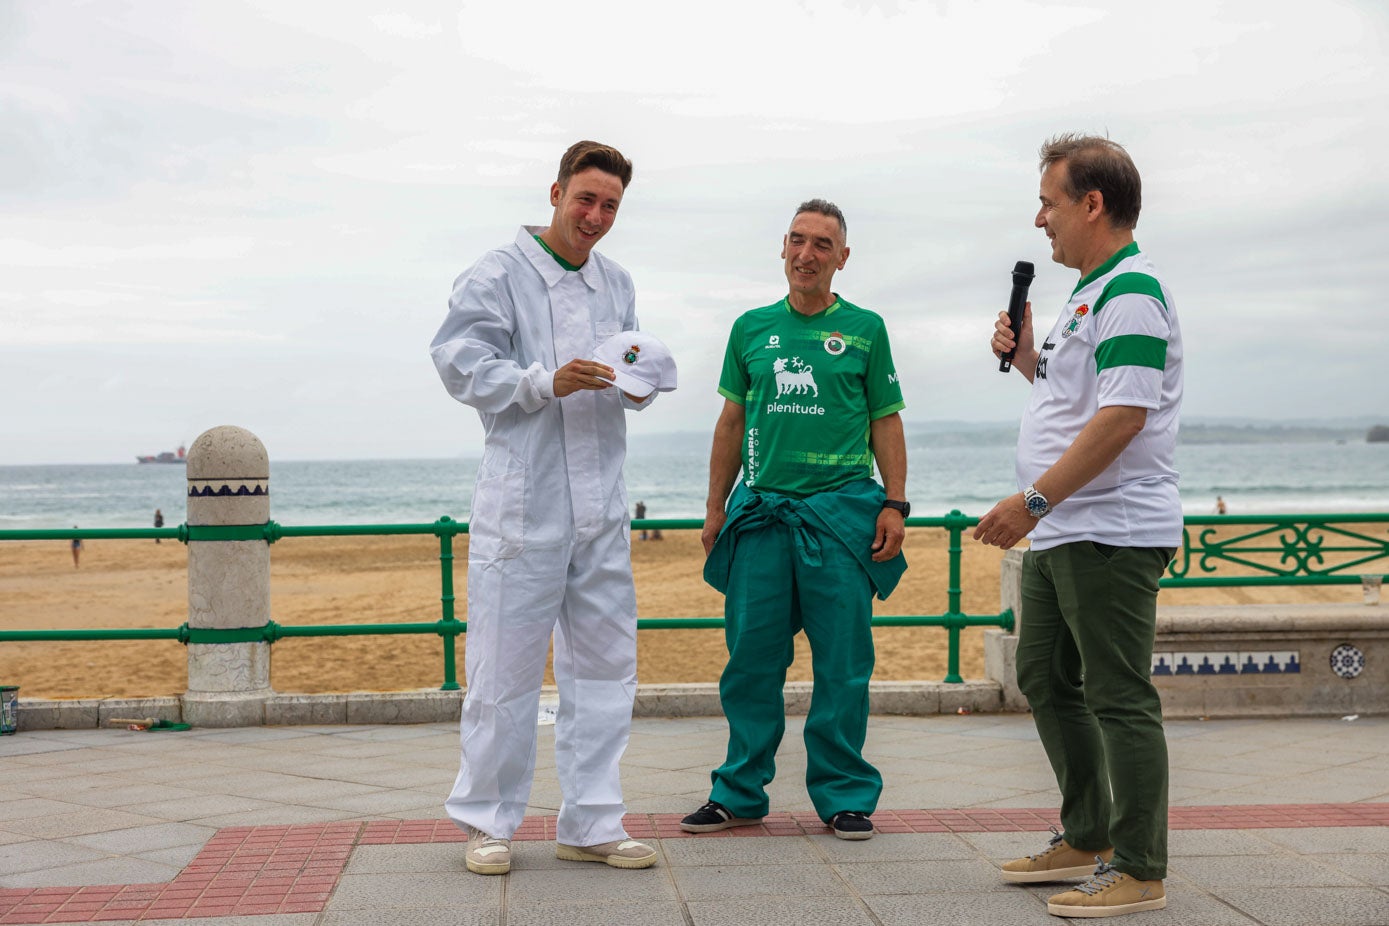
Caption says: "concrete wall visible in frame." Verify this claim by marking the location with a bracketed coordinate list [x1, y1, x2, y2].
[1150, 605, 1387, 717]
[14, 682, 1011, 731]
[983, 550, 1388, 719]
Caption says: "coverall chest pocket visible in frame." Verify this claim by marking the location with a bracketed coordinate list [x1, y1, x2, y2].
[593, 322, 621, 399]
[593, 322, 619, 351]
[469, 467, 527, 559]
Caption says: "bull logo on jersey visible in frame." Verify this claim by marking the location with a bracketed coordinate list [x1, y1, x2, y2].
[773, 356, 818, 397]
[1062, 304, 1089, 339]
[824, 332, 846, 355]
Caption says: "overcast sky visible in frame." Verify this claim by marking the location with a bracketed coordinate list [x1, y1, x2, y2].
[2, 0, 1386, 465]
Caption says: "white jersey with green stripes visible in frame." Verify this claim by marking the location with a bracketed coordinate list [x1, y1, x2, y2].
[1017, 242, 1183, 551]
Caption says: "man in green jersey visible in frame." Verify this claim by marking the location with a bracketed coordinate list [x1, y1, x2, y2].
[680, 199, 909, 841]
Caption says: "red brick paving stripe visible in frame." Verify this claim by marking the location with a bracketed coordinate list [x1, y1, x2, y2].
[2, 804, 1386, 923]
[0, 821, 363, 924]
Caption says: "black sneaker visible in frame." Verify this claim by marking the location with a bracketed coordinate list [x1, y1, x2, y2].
[829, 811, 874, 840]
[679, 800, 763, 833]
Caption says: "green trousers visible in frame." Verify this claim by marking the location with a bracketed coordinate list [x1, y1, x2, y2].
[709, 517, 882, 821]
[1018, 542, 1172, 881]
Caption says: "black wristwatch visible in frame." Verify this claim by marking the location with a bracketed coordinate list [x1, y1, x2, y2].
[882, 499, 911, 518]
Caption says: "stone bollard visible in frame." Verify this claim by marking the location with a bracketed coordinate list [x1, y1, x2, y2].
[984, 548, 1028, 711]
[183, 426, 273, 727]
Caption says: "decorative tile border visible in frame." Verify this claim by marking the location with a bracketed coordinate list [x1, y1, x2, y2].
[1153, 650, 1301, 676]
[186, 479, 269, 498]
[3, 805, 1386, 923]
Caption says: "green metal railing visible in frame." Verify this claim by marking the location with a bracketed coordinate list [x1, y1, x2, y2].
[0, 512, 1007, 686]
[5, 513, 1386, 690]
[1164, 514, 1389, 587]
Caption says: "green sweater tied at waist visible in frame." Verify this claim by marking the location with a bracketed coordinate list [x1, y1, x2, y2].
[703, 478, 907, 600]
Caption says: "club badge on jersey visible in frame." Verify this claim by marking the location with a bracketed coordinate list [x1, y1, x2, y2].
[1061, 304, 1089, 339]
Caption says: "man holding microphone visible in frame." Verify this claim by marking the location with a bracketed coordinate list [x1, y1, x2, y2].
[975, 134, 1183, 918]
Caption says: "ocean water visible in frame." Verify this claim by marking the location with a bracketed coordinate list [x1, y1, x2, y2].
[3, 429, 1388, 530]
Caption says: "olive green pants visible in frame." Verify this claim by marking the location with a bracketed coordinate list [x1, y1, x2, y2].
[708, 518, 882, 821]
[1019, 542, 1172, 881]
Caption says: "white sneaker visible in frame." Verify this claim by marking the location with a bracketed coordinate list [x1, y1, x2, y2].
[465, 826, 511, 875]
[555, 838, 658, 869]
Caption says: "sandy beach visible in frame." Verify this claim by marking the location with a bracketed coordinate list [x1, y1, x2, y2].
[0, 528, 1365, 699]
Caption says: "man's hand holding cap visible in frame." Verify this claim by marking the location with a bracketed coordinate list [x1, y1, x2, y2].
[593, 331, 678, 399]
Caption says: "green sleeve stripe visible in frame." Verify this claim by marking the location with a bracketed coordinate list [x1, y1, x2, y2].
[1095, 334, 1167, 372]
[869, 400, 906, 420]
[1093, 272, 1167, 315]
[717, 386, 747, 404]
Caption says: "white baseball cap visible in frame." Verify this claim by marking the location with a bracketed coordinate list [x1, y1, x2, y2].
[594, 330, 678, 397]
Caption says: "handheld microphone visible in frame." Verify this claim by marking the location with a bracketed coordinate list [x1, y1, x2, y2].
[998, 260, 1035, 373]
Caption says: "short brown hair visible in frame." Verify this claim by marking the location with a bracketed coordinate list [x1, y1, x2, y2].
[557, 140, 633, 190]
[1039, 134, 1141, 230]
[793, 198, 847, 238]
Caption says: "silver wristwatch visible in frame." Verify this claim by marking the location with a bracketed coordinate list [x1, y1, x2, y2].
[1023, 485, 1052, 519]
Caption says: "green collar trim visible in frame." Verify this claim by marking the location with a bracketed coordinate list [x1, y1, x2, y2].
[1073, 241, 1140, 295]
[782, 295, 842, 318]
[534, 234, 582, 272]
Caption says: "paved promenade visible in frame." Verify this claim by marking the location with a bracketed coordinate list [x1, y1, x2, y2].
[2, 713, 1387, 925]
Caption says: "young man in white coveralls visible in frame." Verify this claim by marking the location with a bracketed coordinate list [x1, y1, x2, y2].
[430, 141, 659, 875]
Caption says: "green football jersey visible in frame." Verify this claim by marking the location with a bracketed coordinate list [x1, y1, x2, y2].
[718, 296, 904, 497]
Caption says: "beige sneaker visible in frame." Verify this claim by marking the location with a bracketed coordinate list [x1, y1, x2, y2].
[556, 838, 658, 869]
[1047, 862, 1166, 918]
[464, 826, 511, 875]
[1001, 828, 1114, 883]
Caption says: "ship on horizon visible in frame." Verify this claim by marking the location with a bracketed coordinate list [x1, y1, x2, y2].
[137, 445, 186, 464]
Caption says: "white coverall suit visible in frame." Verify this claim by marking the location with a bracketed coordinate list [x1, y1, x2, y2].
[430, 227, 653, 848]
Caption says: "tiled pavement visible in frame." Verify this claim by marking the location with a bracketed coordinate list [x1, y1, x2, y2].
[2, 714, 1387, 925]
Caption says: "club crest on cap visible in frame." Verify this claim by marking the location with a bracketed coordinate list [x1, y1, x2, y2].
[622, 345, 641, 364]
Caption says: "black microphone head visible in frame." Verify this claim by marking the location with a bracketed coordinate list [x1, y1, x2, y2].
[1012, 260, 1035, 285]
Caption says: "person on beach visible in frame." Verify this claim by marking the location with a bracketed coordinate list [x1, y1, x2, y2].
[70, 528, 82, 568]
[153, 508, 164, 543]
[430, 140, 660, 875]
[1215, 495, 1227, 515]
[682, 199, 908, 842]
[634, 500, 662, 539]
[974, 134, 1182, 918]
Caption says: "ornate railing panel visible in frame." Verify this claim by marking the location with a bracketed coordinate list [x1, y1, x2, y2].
[1165, 514, 1389, 587]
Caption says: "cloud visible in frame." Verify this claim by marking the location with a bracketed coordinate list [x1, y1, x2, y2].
[0, 0, 1386, 463]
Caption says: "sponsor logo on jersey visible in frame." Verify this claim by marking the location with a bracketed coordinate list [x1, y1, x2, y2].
[824, 332, 846, 355]
[888, 372, 899, 384]
[745, 427, 760, 485]
[767, 356, 825, 415]
[773, 357, 818, 398]
[1037, 340, 1056, 379]
[765, 334, 780, 349]
[765, 401, 826, 416]
[1061, 304, 1089, 339]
